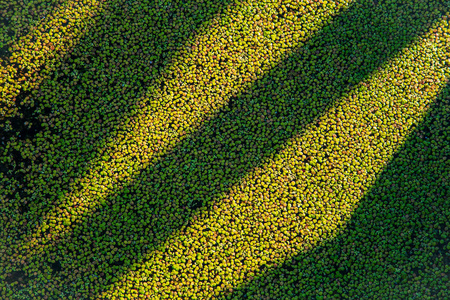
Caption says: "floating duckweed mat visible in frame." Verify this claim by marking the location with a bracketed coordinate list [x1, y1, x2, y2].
[1, 0, 449, 299]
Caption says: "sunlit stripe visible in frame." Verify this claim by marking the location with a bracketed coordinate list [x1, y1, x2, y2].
[102, 17, 450, 299]
[20, 0, 344, 259]
[0, 0, 106, 117]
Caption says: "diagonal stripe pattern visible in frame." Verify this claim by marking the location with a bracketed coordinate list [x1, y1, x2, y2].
[1, 0, 449, 299]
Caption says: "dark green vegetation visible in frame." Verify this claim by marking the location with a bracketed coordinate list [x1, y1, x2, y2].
[229, 84, 450, 299]
[1, 0, 449, 299]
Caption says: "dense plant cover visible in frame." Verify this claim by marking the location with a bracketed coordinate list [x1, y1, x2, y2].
[1, 0, 449, 299]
